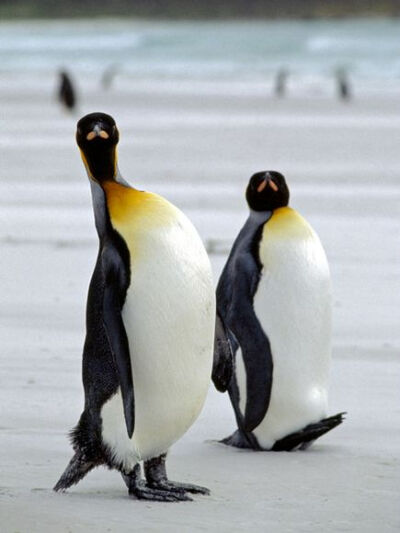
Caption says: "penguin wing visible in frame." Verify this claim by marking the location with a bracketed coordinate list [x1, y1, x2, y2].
[212, 312, 234, 392]
[227, 253, 273, 433]
[101, 243, 135, 438]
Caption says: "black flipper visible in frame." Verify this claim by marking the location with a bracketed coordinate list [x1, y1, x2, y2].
[53, 452, 97, 492]
[212, 313, 234, 392]
[101, 243, 135, 438]
[272, 412, 346, 451]
[217, 211, 274, 434]
[229, 267, 273, 432]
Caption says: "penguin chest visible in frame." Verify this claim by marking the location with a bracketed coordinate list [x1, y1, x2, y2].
[236, 207, 332, 448]
[101, 187, 215, 468]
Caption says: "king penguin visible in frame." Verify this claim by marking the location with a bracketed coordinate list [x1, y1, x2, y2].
[58, 70, 76, 112]
[215, 171, 344, 451]
[54, 112, 230, 501]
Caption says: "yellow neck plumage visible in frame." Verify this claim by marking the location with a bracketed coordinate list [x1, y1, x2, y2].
[264, 207, 314, 240]
[102, 181, 179, 234]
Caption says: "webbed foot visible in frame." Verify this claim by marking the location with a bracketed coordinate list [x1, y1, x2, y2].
[148, 479, 210, 495]
[144, 454, 209, 499]
[220, 429, 260, 450]
[122, 464, 192, 502]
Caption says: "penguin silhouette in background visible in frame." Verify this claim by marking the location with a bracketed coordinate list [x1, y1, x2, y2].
[101, 64, 119, 90]
[58, 70, 76, 112]
[336, 67, 351, 101]
[274, 68, 288, 98]
[54, 112, 231, 501]
[214, 171, 344, 451]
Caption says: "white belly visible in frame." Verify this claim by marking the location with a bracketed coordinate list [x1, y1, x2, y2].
[101, 209, 215, 470]
[236, 209, 332, 449]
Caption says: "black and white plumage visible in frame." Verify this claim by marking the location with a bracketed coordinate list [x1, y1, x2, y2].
[54, 112, 229, 501]
[214, 171, 345, 451]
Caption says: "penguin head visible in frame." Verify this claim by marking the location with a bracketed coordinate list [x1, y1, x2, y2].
[246, 171, 289, 212]
[76, 112, 119, 182]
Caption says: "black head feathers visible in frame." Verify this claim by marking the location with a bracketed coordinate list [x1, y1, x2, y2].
[246, 171, 289, 212]
[76, 112, 119, 182]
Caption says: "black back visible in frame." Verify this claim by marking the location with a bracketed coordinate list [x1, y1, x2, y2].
[216, 210, 274, 435]
[71, 182, 134, 460]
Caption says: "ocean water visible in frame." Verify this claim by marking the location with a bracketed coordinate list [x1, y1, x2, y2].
[0, 17, 399, 92]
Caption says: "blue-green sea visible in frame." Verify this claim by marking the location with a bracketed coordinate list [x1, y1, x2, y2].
[0, 17, 399, 87]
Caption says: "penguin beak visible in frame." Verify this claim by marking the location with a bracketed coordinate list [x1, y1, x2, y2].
[86, 124, 110, 141]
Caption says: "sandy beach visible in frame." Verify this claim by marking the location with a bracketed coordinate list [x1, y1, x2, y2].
[0, 67, 399, 532]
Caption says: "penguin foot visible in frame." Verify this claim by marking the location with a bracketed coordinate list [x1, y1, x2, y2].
[144, 453, 209, 499]
[122, 464, 193, 502]
[272, 412, 346, 451]
[128, 482, 192, 502]
[220, 429, 260, 450]
[148, 480, 210, 496]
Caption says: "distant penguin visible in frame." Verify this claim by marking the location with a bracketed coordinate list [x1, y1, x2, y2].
[274, 68, 288, 98]
[336, 68, 351, 101]
[54, 112, 229, 501]
[101, 64, 119, 90]
[215, 171, 344, 451]
[58, 70, 76, 111]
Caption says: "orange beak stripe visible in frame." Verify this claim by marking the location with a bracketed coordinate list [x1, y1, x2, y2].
[268, 180, 279, 192]
[257, 179, 268, 193]
[86, 130, 110, 141]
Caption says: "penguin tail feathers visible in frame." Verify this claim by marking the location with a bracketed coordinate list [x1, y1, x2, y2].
[53, 452, 96, 492]
[272, 412, 346, 452]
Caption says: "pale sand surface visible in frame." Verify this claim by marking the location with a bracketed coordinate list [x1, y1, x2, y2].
[0, 75, 399, 532]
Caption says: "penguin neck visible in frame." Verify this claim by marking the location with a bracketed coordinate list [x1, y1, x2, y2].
[114, 167, 130, 186]
[248, 209, 273, 225]
[88, 167, 131, 239]
[83, 145, 117, 183]
[90, 180, 109, 239]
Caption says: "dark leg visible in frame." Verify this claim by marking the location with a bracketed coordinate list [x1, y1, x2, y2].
[144, 454, 210, 496]
[272, 412, 346, 451]
[53, 451, 96, 492]
[122, 463, 192, 502]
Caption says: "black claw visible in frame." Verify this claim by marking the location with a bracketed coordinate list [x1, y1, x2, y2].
[220, 429, 260, 449]
[143, 453, 210, 500]
[129, 485, 192, 502]
[149, 481, 210, 496]
[123, 463, 193, 502]
[170, 482, 209, 495]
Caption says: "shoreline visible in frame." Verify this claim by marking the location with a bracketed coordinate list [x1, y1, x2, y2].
[1, 7, 400, 21]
